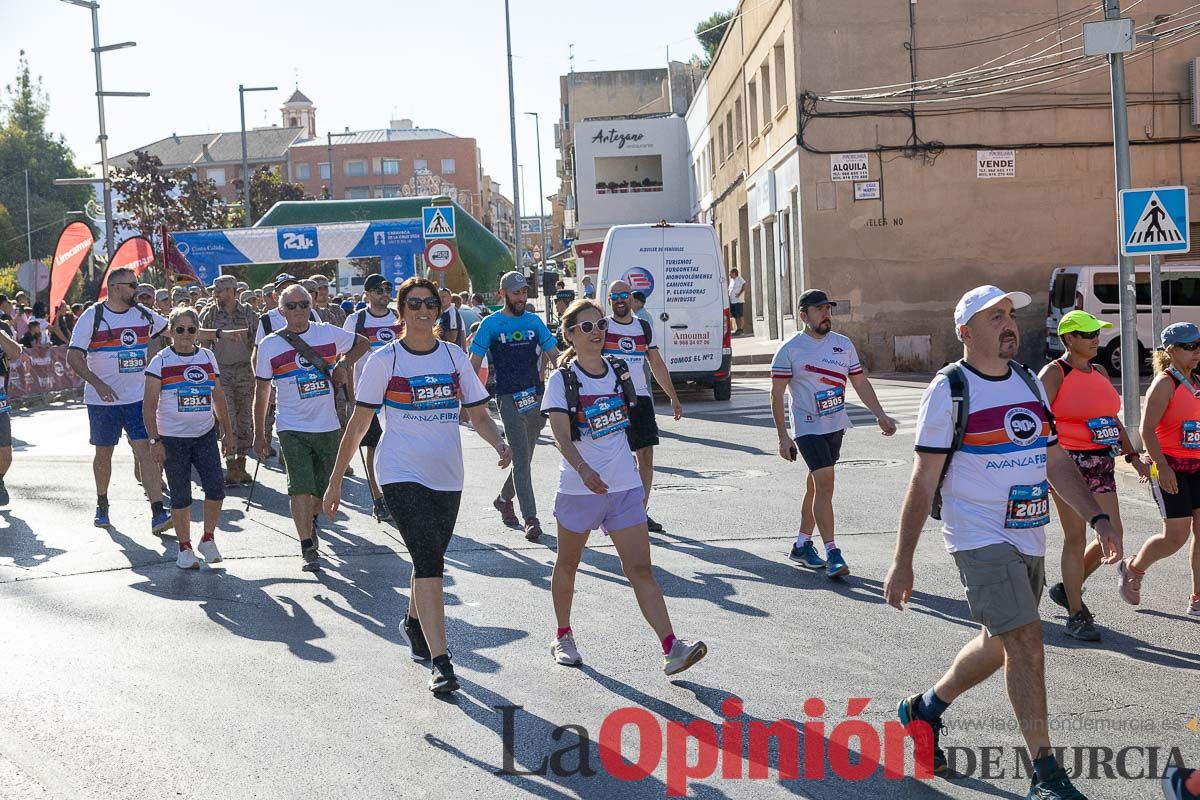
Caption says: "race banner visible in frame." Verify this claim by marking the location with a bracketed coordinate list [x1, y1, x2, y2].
[6, 344, 84, 400]
[49, 222, 94, 322]
[97, 235, 156, 301]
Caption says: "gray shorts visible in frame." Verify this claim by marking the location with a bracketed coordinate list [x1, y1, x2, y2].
[951, 542, 1045, 636]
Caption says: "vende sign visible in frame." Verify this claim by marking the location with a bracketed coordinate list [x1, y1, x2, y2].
[830, 153, 869, 182]
[977, 150, 1016, 179]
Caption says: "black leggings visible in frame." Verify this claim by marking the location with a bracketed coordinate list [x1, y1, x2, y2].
[382, 482, 462, 578]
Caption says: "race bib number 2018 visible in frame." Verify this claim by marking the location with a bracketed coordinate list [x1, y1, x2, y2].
[1005, 482, 1050, 529]
[411, 374, 458, 410]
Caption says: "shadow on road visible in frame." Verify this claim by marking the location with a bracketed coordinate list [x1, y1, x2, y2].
[0, 509, 66, 568]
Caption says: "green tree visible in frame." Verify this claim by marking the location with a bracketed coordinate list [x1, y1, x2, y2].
[110, 151, 177, 239]
[695, 10, 734, 67]
[172, 168, 226, 230]
[0, 51, 93, 265]
[236, 166, 309, 225]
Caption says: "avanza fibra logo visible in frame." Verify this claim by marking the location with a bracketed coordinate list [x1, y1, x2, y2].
[277, 227, 319, 259]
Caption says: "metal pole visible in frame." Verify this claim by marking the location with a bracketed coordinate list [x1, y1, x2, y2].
[1150, 254, 1164, 348]
[24, 170, 32, 261]
[528, 111, 549, 320]
[504, 0, 521, 264]
[327, 132, 335, 199]
[90, 4, 115, 259]
[239, 85, 252, 226]
[1106, 0, 1141, 444]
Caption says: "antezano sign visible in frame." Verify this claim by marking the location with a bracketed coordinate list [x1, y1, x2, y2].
[424, 239, 456, 271]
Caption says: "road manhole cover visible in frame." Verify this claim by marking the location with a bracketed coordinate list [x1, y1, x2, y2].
[838, 459, 902, 469]
[653, 483, 737, 494]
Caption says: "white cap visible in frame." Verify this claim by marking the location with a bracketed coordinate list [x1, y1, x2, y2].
[954, 285, 1031, 335]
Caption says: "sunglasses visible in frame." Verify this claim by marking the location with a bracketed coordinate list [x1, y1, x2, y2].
[174, 326, 197, 334]
[283, 301, 311, 311]
[1174, 342, 1200, 351]
[404, 296, 441, 310]
[1069, 330, 1100, 340]
[609, 291, 630, 301]
[568, 318, 609, 334]
[371, 286, 392, 294]
[112, 282, 137, 289]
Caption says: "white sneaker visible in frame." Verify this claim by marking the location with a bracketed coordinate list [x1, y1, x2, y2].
[176, 548, 199, 569]
[197, 538, 222, 565]
[664, 638, 708, 676]
[550, 633, 583, 666]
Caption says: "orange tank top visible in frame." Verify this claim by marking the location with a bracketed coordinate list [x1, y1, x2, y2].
[1155, 371, 1200, 459]
[1051, 360, 1122, 452]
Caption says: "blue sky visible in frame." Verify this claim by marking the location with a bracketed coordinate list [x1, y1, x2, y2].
[3, 0, 710, 213]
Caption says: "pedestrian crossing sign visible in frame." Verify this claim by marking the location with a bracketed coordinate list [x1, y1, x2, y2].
[1119, 186, 1190, 256]
[422, 206, 456, 240]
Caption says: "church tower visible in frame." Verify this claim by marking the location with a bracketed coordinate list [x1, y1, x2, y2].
[281, 88, 316, 139]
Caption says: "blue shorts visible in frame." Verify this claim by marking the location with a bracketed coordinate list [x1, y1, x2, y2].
[554, 486, 646, 535]
[88, 402, 148, 447]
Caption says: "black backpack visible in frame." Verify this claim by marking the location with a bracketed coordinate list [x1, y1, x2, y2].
[559, 355, 639, 442]
[930, 359, 1051, 520]
[92, 302, 155, 341]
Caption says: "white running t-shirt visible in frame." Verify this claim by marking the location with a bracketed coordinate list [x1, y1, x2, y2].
[145, 346, 220, 438]
[254, 322, 357, 433]
[770, 330, 862, 437]
[343, 308, 403, 382]
[69, 303, 169, 406]
[603, 316, 655, 396]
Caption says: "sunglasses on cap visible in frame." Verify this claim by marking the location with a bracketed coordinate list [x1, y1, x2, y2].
[173, 326, 197, 335]
[609, 291, 630, 301]
[404, 296, 440, 310]
[568, 318, 609, 333]
[283, 300, 310, 311]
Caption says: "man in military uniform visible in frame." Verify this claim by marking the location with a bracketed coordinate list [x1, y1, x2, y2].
[312, 275, 345, 326]
[197, 274, 255, 484]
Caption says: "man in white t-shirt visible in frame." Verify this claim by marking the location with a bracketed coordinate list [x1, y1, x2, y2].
[66, 267, 171, 532]
[884, 285, 1121, 796]
[343, 273, 404, 520]
[727, 268, 747, 335]
[770, 288, 896, 578]
[254, 284, 369, 566]
[438, 287, 465, 348]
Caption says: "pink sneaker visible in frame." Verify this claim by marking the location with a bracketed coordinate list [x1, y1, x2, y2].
[1116, 559, 1142, 605]
[493, 496, 519, 527]
[1188, 594, 1200, 617]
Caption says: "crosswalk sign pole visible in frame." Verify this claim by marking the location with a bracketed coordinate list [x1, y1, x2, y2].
[1150, 254, 1164, 352]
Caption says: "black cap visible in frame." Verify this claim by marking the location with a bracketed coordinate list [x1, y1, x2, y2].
[364, 273, 391, 293]
[798, 288, 837, 309]
[555, 290, 576, 303]
[631, 290, 647, 302]
[274, 273, 299, 291]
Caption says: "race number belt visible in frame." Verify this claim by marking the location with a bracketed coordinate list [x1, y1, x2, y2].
[296, 370, 331, 399]
[117, 349, 146, 374]
[1005, 482, 1050, 529]
[1086, 416, 1120, 447]
[814, 386, 845, 417]
[1183, 420, 1200, 450]
[513, 386, 539, 415]
[411, 374, 459, 411]
[0, 391, 8, 415]
[176, 385, 212, 413]
[584, 395, 629, 438]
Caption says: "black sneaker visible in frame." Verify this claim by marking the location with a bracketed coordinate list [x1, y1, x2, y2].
[0, 478, 9, 507]
[301, 538, 320, 571]
[1064, 609, 1101, 642]
[646, 515, 664, 532]
[428, 655, 459, 694]
[1048, 582, 1069, 609]
[897, 694, 947, 774]
[1028, 767, 1087, 798]
[403, 616, 431, 661]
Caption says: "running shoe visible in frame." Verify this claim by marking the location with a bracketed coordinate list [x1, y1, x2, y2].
[151, 509, 173, 534]
[1117, 559, 1142, 605]
[1049, 582, 1089, 613]
[403, 616, 431, 661]
[788, 541, 827, 570]
[494, 496, 519, 527]
[523, 517, 543, 542]
[311, 515, 321, 546]
[1188, 595, 1200, 617]
[1027, 768, 1087, 799]
[646, 515, 664, 533]
[372, 496, 391, 522]
[93, 505, 110, 527]
[176, 547, 199, 570]
[197, 538, 222, 565]
[825, 548, 850, 579]
[663, 638, 707, 676]
[1162, 766, 1200, 800]
[1064, 609, 1100, 642]
[301, 538, 320, 570]
[344, 465, 354, 477]
[0, 478, 9, 507]
[428, 657, 460, 694]
[551, 633, 583, 666]
[897, 694, 947, 774]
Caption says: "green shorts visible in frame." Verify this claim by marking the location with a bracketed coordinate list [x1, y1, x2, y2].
[951, 542, 1045, 636]
[278, 429, 342, 498]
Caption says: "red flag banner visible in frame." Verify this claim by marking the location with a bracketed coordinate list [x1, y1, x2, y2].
[161, 226, 200, 284]
[97, 235, 156, 301]
[50, 222, 94, 322]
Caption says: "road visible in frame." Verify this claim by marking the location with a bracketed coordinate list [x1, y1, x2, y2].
[0, 378, 1196, 800]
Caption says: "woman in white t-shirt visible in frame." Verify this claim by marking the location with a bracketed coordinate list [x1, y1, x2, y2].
[541, 299, 707, 677]
[143, 307, 234, 569]
[322, 277, 512, 696]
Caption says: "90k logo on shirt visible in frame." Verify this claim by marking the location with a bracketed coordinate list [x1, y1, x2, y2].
[1004, 407, 1041, 446]
[184, 366, 207, 383]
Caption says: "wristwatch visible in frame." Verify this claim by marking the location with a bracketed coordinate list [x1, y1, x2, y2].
[1088, 513, 1111, 529]
[148, 437, 159, 445]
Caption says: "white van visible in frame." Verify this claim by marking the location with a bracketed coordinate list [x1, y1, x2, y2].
[1045, 263, 1200, 373]
[597, 222, 733, 400]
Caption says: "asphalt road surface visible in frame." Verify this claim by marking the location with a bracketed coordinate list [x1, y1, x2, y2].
[0, 378, 1196, 799]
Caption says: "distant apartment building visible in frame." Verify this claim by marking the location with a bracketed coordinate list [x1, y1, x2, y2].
[480, 173, 515, 253]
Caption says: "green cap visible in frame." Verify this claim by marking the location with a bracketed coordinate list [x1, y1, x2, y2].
[1058, 310, 1111, 335]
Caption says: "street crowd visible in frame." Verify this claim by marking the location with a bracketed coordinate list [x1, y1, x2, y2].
[2, 265, 1197, 799]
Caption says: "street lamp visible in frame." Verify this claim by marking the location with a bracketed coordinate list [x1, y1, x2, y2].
[60, 0, 148, 259]
[239, 84, 277, 226]
[524, 111, 549, 295]
[326, 130, 355, 200]
[503, 0, 521, 264]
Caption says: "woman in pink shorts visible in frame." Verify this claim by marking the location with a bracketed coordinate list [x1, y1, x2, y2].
[541, 299, 707, 676]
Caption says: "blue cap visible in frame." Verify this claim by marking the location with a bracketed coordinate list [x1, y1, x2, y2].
[355, 301, 367, 311]
[340, 300, 354, 313]
[1161, 322, 1200, 346]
